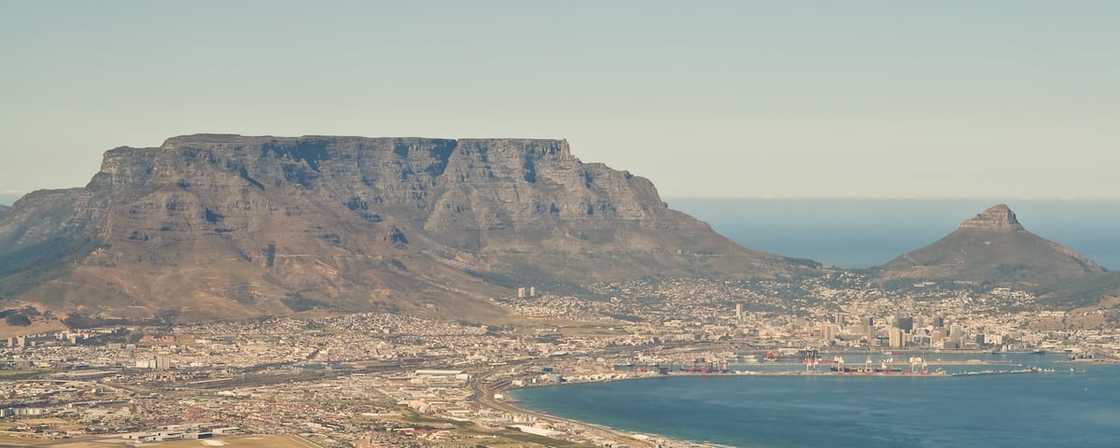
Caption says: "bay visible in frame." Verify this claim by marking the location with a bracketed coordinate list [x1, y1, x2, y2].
[511, 354, 1120, 448]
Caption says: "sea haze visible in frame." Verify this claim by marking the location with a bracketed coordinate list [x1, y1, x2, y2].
[669, 198, 1120, 270]
[0, 193, 21, 206]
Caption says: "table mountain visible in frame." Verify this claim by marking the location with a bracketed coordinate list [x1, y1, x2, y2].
[878, 204, 1105, 286]
[0, 134, 813, 322]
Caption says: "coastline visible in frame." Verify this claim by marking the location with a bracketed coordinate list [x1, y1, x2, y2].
[488, 371, 927, 448]
[498, 388, 716, 448]
[478, 372, 725, 447]
[484, 359, 1075, 448]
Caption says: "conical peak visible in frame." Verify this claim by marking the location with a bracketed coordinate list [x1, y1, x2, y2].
[958, 204, 1025, 231]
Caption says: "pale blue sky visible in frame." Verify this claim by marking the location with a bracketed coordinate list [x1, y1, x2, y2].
[1, 1, 1117, 198]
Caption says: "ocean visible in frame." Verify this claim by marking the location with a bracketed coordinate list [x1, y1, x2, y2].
[668, 198, 1120, 270]
[512, 354, 1120, 448]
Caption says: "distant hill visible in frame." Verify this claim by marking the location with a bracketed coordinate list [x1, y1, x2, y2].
[0, 205, 8, 221]
[878, 204, 1105, 287]
[669, 198, 1120, 270]
[0, 134, 813, 324]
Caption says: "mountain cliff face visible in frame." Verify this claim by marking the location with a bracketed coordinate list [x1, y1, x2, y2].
[0, 134, 811, 322]
[878, 204, 1105, 286]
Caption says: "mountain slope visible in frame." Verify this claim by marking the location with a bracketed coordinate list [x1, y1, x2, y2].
[0, 205, 8, 220]
[0, 134, 813, 322]
[1034, 271, 1120, 309]
[878, 204, 1104, 286]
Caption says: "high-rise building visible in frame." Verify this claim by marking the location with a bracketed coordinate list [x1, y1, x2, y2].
[821, 323, 843, 345]
[822, 323, 839, 344]
[889, 328, 906, 348]
[735, 303, 742, 321]
[931, 329, 946, 348]
[516, 288, 526, 298]
[895, 315, 914, 331]
[529, 286, 536, 297]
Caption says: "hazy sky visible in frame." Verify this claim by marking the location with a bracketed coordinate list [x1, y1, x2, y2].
[2, 1, 1117, 198]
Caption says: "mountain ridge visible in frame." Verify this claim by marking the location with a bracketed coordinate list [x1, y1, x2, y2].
[0, 134, 814, 323]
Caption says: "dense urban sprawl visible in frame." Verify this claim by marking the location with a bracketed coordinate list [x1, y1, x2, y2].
[2, 273, 1118, 447]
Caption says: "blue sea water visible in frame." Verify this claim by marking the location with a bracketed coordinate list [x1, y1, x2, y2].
[668, 198, 1120, 270]
[512, 354, 1120, 448]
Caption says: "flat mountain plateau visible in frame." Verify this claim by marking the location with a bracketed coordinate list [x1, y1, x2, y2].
[0, 136, 1114, 330]
[0, 135, 812, 324]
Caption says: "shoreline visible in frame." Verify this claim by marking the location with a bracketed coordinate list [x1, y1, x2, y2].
[486, 360, 1074, 447]
[478, 372, 729, 447]
[496, 390, 717, 448]
[488, 371, 934, 448]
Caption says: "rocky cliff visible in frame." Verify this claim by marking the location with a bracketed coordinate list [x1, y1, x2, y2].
[956, 204, 1025, 232]
[0, 134, 813, 322]
[878, 204, 1105, 286]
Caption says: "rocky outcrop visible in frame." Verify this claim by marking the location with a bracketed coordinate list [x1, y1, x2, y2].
[878, 204, 1104, 286]
[957, 204, 1025, 231]
[0, 134, 812, 322]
